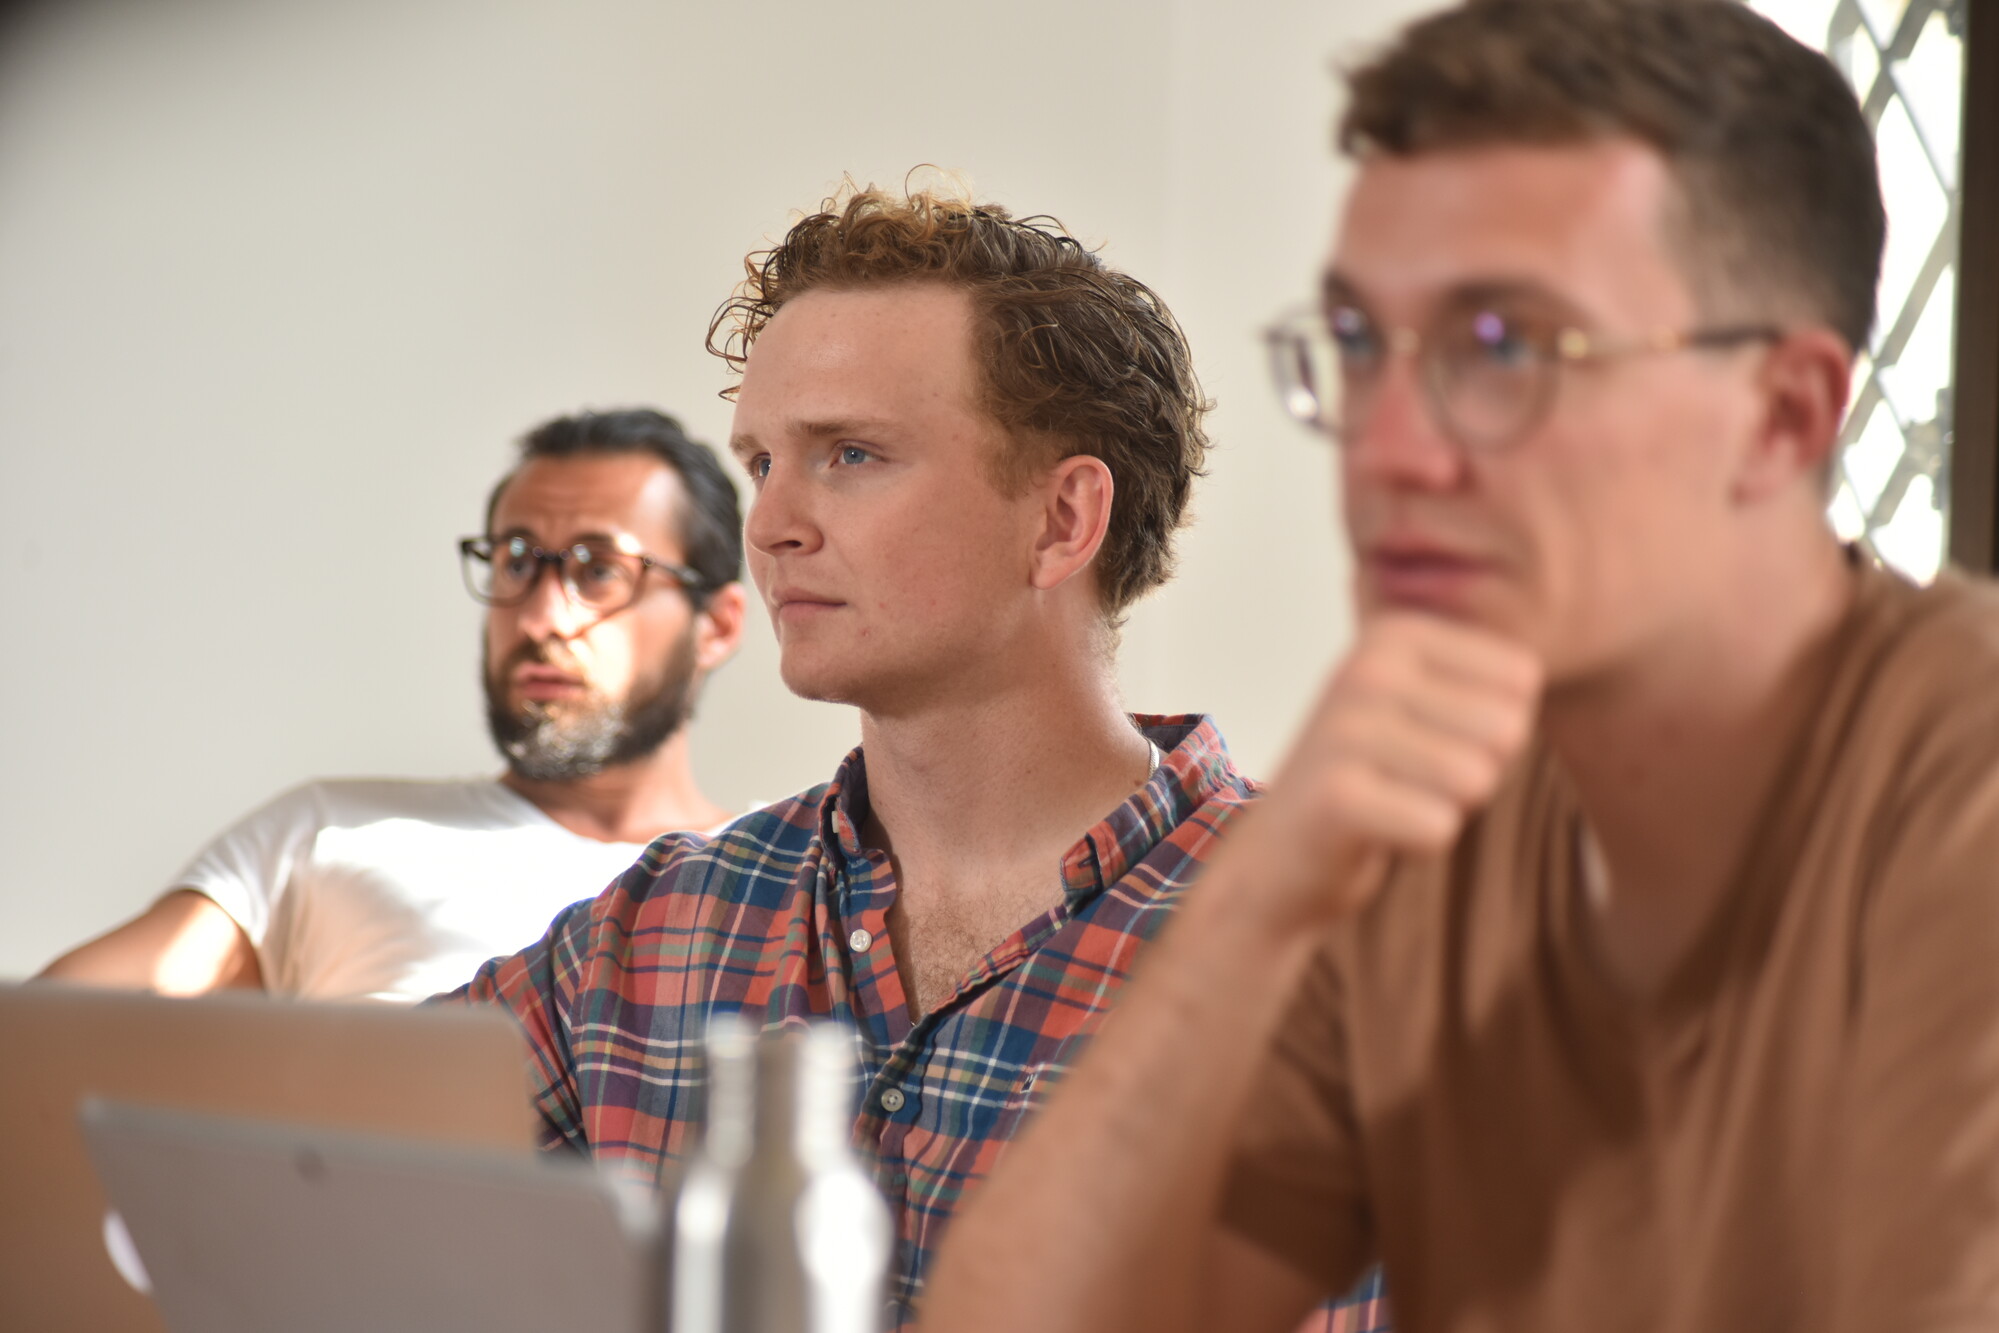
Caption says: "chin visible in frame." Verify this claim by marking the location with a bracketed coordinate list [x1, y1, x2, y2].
[1359, 589, 1483, 629]
[779, 651, 944, 718]
[775, 656, 861, 707]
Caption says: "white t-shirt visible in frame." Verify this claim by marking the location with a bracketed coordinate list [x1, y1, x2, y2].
[171, 779, 656, 1002]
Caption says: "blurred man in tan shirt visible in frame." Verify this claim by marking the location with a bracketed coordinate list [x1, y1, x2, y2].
[925, 3, 1999, 1331]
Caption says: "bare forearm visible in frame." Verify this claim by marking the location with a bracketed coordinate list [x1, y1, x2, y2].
[921, 858, 1329, 1333]
[35, 889, 263, 994]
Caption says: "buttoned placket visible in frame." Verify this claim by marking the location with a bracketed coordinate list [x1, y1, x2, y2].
[821, 727, 1189, 1217]
[828, 845, 1104, 1205]
[823, 838, 914, 1198]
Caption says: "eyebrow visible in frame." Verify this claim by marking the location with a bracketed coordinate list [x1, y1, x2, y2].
[730, 418, 900, 459]
[490, 526, 628, 547]
[1322, 270, 1593, 322]
[1321, 272, 1366, 308]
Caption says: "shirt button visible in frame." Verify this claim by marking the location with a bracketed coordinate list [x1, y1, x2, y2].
[879, 1086, 906, 1113]
[849, 928, 874, 953]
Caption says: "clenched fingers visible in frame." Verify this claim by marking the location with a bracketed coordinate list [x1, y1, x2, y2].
[1243, 613, 1543, 925]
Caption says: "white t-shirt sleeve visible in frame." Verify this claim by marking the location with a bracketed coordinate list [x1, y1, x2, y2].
[166, 783, 329, 948]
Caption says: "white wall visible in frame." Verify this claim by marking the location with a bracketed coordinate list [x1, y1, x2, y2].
[0, 0, 1432, 977]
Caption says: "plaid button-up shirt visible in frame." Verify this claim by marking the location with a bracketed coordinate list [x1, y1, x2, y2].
[451, 713, 1391, 1331]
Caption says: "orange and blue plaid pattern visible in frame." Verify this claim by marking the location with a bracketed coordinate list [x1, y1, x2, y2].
[1317, 1268, 1392, 1333]
[452, 714, 1391, 1331]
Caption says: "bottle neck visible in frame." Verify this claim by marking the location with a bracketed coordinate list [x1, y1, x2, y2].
[702, 1020, 858, 1168]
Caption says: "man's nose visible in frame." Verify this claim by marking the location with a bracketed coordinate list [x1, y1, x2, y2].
[743, 462, 822, 558]
[1341, 354, 1465, 491]
[511, 563, 592, 642]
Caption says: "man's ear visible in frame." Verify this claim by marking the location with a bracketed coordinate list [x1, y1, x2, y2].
[1734, 327, 1853, 504]
[1028, 453, 1116, 593]
[692, 581, 749, 671]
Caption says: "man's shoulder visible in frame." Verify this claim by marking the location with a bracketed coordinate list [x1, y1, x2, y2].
[1824, 572, 1999, 974]
[1880, 566, 1999, 671]
[1842, 566, 1999, 744]
[189, 776, 501, 840]
[1142, 712, 1262, 805]
[237, 776, 539, 834]
[1784, 566, 1999, 894]
[232, 774, 502, 810]
[1119, 712, 1261, 868]
[609, 783, 838, 910]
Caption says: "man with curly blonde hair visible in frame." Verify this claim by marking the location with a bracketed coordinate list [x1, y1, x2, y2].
[448, 185, 1261, 1327]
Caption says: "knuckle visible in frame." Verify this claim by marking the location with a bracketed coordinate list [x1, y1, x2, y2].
[1323, 700, 1385, 751]
[1337, 652, 1391, 697]
[1411, 800, 1464, 850]
[1320, 763, 1375, 815]
[1494, 700, 1536, 753]
[1450, 749, 1503, 800]
[1509, 648, 1546, 693]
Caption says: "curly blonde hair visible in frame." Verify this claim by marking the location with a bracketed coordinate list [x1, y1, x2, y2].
[708, 185, 1211, 619]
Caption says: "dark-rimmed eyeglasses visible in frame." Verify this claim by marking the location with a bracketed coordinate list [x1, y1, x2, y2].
[458, 535, 707, 614]
[1264, 297, 1783, 452]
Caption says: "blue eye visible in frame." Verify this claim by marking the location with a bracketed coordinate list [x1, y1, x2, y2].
[837, 445, 873, 466]
[748, 455, 771, 479]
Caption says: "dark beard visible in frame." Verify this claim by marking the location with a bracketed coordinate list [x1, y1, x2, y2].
[483, 629, 699, 782]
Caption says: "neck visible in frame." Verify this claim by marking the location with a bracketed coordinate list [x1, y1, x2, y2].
[500, 727, 730, 844]
[856, 649, 1152, 891]
[1543, 534, 1855, 983]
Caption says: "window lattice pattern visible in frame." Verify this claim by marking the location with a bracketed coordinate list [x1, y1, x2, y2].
[1753, 0, 1967, 582]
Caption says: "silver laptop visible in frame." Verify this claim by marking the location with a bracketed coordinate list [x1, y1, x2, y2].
[0, 983, 538, 1333]
[81, 1100, 663, 1333]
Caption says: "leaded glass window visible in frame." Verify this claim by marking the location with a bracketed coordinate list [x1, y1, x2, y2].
[1750, 0, 1967, 582]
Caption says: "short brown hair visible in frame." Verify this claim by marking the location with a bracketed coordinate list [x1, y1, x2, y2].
[708, 186, 1211, 619]
[1340, 0, 1886, 353]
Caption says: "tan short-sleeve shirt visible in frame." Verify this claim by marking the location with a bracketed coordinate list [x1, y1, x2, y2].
[1221, 564, 1999, 1333]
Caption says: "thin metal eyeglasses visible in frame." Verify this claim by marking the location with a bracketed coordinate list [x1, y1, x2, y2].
[1264, 297, 1783, 451]
[458, 534, 707, 613]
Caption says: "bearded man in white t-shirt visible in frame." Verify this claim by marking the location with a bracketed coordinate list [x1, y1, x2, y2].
[37, 407, 749, 1001]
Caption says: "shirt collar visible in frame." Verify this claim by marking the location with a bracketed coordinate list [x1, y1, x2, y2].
[816, 714, 1250, 907]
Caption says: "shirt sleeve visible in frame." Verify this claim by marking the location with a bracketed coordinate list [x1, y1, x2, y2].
[1215, 930, 1375, 1298]
[439, 836, 704, 1158]
[168, 782, 327, 947]
[1832, 709, 1999, 1333]
[443, 890, 602, 1155]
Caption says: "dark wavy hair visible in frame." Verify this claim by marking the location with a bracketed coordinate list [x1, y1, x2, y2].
[1340, 0, 1885, 352]
[486, 407, 742, 607]
[708, 185, 1212, 619]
